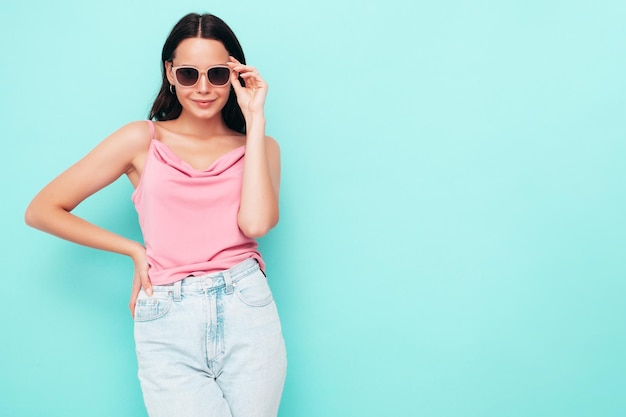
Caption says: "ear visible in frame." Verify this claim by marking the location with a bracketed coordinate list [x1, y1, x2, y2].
[165, 61, 175, 85]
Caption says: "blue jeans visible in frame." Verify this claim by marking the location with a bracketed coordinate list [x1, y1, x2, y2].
[134, 258, 287, 417]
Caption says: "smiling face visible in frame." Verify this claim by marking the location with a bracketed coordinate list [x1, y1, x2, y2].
[166, 38, 232, 122]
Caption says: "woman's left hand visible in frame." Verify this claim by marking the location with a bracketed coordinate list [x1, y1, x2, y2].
[228, 56, 267, 118]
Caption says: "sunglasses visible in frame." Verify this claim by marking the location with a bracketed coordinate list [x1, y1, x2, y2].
[171, 65, 231, 87]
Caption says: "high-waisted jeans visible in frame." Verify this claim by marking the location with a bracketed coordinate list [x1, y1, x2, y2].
[134, 258, 287, 417]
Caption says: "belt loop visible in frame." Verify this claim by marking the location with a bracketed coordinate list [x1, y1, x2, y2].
[223, 270, 234, 295]
[172, 280, 182, 301]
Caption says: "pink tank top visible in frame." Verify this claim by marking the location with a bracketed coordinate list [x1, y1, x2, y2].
[131, 121, 264, 285]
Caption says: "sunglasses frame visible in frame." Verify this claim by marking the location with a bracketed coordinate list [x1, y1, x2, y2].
[170, 64, 232, 88]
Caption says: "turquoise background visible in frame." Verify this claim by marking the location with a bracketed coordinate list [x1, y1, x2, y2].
[2, 0, 625, 416]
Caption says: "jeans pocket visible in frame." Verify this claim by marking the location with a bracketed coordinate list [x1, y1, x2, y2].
[235, 270, 274, 307]
[134, 290, 173, 322]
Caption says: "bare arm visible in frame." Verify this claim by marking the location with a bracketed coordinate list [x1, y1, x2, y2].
[228, 58, 281, 238]
[238, 119, 281, 238]
[24, 121, 153, 314]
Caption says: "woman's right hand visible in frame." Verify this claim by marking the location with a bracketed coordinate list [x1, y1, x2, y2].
[129, 245, 152, 318]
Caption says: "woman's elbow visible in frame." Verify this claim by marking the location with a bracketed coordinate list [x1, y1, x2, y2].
[238, 214, 279, 239]
[24, 200, 54, 230]
[24, 203, 41, 228]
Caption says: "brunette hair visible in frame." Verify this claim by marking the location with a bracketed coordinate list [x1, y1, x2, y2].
[149, 13, 247, 133]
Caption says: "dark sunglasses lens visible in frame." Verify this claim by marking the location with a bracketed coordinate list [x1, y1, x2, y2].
[176, 67, 199, 86]
[208, 67, 230, 86]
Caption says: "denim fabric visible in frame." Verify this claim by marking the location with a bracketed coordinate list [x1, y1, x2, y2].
[134, 258, 287, 417]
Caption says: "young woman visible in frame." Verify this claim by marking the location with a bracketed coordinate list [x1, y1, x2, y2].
[24, 13, 286, 417]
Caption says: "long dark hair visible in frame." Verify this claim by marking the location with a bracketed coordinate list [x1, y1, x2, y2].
[149, 13, 247, 133]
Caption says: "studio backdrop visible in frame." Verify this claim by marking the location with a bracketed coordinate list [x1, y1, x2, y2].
[2, 0, 625, 416]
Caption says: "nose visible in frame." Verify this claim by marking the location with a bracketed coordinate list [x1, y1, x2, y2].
[196, 71, 211, 93]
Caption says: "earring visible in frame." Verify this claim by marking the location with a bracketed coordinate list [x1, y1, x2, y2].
[169, 84, 175, 94]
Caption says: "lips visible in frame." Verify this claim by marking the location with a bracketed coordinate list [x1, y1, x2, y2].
[192, 99, 215, 108]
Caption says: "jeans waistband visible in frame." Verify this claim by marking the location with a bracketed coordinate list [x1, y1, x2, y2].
[150, 258, 260, 298]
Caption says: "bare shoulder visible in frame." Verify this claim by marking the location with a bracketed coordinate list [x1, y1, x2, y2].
[63, 120, 153, 190]
[264, 136, 281, 169]
[71, 120, 151, 169]
[265, 135, 280, 154]
[265, 136, 281, 185]
[99, 120, 152, 171]
[27, 121, 153, 212]
[105, 120, 152, 152]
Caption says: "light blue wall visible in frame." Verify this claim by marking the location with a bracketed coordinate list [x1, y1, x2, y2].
[2, 0, 625, 416]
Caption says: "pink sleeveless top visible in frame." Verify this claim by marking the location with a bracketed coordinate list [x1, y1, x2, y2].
[131, 121, 264, 285]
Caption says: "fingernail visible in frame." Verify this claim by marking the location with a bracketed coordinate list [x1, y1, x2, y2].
[147, 288, 153, 297]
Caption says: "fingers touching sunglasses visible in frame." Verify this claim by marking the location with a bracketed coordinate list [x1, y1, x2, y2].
[171, 65, 232, 87]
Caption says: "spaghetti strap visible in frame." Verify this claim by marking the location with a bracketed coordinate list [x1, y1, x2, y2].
[147, 120, 155, 139]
